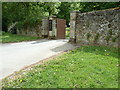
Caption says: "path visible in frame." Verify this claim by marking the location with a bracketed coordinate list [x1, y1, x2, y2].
[0, 39, 76, 80]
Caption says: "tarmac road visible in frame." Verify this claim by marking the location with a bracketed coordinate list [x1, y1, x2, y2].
[0, 39, 76, 80]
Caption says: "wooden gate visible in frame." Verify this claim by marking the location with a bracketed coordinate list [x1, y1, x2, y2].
[56, 18, 66, 39]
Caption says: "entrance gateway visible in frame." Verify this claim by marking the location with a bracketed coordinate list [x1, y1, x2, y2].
[42, 16, 66, 39]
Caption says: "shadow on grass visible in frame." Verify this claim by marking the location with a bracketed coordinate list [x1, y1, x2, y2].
[51, 43, 119, 59]
[72, 45, 119, 59]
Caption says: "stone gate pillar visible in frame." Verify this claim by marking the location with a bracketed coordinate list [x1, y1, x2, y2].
[42, 17, 49, 37]
[69, 11, 78, 43]
[49, 16, 57, 37]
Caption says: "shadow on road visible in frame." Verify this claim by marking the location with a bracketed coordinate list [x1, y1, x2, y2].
[51, 43, 75, 52]
[31, 39, 50, 44]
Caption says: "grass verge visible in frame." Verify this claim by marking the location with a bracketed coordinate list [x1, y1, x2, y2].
[1, 46, 119, 88]
[0, 32, 40, 43]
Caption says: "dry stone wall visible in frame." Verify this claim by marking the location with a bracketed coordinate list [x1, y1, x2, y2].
[17, 16, 57, 38]
[17, 22, 42, 37]
[70, 7, 120, 47]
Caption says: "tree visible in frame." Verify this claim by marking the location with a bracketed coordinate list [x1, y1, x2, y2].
[2, 2, 61, 31]
[2, 2, 120, 31]
[56, 2, 81, 25]
[79, 2, 120, 12]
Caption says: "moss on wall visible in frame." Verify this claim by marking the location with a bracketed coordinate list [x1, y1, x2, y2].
[73, 8, 119, 47]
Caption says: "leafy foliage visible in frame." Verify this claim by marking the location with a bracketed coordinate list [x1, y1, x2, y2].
[57, 2, 119, 25]
[2, 2, 120, 31]
[2, 2, 61, 31]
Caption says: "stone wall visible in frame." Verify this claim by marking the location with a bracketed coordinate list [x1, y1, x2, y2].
[17, 22, 42, 37]
[17, 16, 57, 38]
[70, 7, 120, 47]
[42, 17, 49, 37]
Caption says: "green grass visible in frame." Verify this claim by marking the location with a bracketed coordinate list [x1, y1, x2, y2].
[2, 46, 119, 88]
[0, 32, 40, 43]
[66, 27, 70, 38]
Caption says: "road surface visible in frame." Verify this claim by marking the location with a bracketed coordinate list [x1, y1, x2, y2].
[0, 39, 76, 80]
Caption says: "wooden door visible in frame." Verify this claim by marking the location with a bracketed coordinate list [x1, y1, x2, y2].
[57, 18, 66, 39]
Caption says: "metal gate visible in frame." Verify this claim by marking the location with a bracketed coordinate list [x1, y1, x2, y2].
[56, 18, 66, 39]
